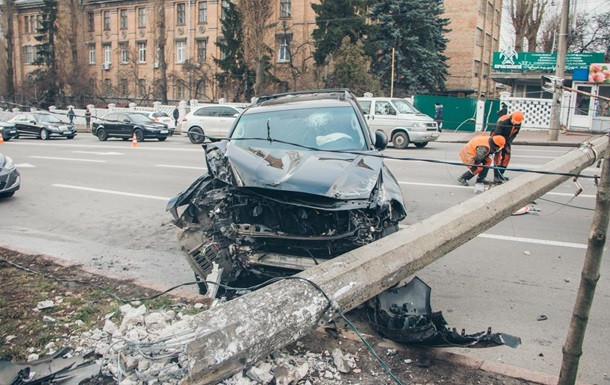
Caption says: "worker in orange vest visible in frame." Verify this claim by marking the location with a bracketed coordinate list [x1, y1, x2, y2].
[491, 110, 524, 183]
[457, 134, 506, 186]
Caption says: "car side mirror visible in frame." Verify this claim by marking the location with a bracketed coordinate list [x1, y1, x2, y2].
[374, 130, 388, 150]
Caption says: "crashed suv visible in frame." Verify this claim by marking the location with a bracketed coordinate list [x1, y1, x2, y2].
[168, 90, 407, 294]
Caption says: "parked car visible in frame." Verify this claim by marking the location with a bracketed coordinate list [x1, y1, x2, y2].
[0, 122, 19, 141]
[146, 111, 176, 133]
[92, 112, 170, 142]
[178, 105, 245, 144]
[0, 153, 20, 198]
[356, 97, 439, 149]
[168, 89, 406, 295]
[9, 113, 76, 140]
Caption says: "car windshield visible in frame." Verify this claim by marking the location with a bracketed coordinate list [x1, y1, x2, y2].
[391, 99, 418, 114]
[36, 114, 63, 123]
[231, 106, 367, 151]
[129, 113, 154, 124]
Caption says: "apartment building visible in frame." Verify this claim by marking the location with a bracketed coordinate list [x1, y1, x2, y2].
[9, 0, 317, 102]
[443, 0, 502, 97]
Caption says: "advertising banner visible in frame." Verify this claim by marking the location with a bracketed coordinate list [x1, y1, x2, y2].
[492, 48, 604, 72]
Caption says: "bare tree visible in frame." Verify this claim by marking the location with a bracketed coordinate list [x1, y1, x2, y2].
[507, 0, 548, 52]
[168, 59, 215, 102]
[236, 0, 274, 96]
[275, 21, 316, 91]
[539, 11, 610, 56]
[153, 0, 168, 103]
[524, 0, 547, 52]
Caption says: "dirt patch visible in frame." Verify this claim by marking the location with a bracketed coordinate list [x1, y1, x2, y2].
[0, 247, 541, 384]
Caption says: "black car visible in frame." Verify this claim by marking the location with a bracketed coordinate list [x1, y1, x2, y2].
[167, 89, 407, 294]
[9, 113, 76, 140]
[92, 112, 170, 142]
[0, 153, 20, 198]
[0, 122, 19, 141]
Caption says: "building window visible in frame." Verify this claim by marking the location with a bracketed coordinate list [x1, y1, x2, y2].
[103, 11, 110, 30]
[473, 60, 481, 77]
[120, 78, 129, 96]
[138, 8, 146, 28]
[277, 36, 290, 62]
[475, 27, 483, 46]
[120, 44, 129, 63]
[120, 9, 128, 30]
[31, 16, 37, 34]
[280, 0, 291, 18]
[138, 79, 146, 96]
[36, 15, 42, 30]
[23, 46, 36, 64]
[198, 1, 208, 23]
[104, 78, 112, 95]
[25, 16, 30, 34]
[88, 45, 96, 64]
[138, 42, 146, 63]
[175, 81, 186, 100]
[218, 39, 227, 60]
[176, 40, 186, 63]
[88, 12, 94, 32]
[177, 3, 186, 25]
[196, 40, 207, 63]
[103, 44, 111, 64]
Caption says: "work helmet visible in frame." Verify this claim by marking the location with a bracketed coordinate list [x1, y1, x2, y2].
[512, 110, 524, 124]
[492, 135, 506, 148]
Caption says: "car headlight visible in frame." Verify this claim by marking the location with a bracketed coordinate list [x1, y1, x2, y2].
[415, 122, 427, 128]
[3, 156, 15, 171]
[47, 125, 60, 131]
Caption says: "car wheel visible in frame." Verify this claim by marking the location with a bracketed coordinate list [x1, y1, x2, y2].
[40, 129, 50, 140]
[392, 131, 409, 149]
[66, 135, 75, 140]
[414, 142, 428, 148]
[134, 129, 144, 142]
[188, 127, 205, 144]
[3, 136, 10, 142]
[97, 128, 108, 141]
[158, 137, 167, 142]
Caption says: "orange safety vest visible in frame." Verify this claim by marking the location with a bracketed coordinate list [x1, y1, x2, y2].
[459, 134, 491, 164]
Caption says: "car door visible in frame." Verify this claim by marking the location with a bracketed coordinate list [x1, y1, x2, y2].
[100, 113, 118, 136]
[370, 100, 400, 134]
[11, 114, 29, 136]
[117, 113, 132, 137]
[22, 114, 40, 137]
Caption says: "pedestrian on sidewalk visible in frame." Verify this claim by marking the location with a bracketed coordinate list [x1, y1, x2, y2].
[67, 107, 76, 125]
[497, 102, 507, 118]
[172, 107, 179, 128]
[85, 107, 92, 131]
[457, 134, 506, 186]
[434, 102, 444, 132]
[490, 110, 524, 183]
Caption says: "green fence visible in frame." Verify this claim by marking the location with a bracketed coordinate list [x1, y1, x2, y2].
[413, 95, 478, 131]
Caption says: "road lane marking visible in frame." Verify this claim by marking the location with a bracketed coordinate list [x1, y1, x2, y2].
[15, 163, 36, 168]
[52, 184, 170, 201]
[397, 181, 596, 198]
[10, 142, 202, 152]
[73, 151, 125, 156]
[156, 164, 207, 170]
[478, 233, 587, 249]
[31, 156, 106, 163]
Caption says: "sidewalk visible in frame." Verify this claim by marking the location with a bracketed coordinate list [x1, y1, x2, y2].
[437, 129, 606, 147]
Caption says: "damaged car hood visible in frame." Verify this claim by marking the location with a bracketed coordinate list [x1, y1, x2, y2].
[211, 142, 383, 200]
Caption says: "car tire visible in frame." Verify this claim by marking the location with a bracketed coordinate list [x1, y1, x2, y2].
[134, 129, 144, 142]
[158, 137, 167, 142]
[414, 142, 428, 148]
[188, 126, 205, 144]
[97, 128, 108, 141]
[3, 136, 10, 142]
[40, 129, 50, 140]
[67, 135, 75, 140]
[392, 131, 409, 149]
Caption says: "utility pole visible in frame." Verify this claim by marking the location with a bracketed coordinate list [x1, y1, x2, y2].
[548, 0, 569, 141]
[390, 47, 395, 98]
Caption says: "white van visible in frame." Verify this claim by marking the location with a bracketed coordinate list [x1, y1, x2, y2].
[357, 97, 440, 149]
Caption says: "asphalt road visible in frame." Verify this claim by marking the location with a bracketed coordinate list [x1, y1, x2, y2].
[0, 134, 607, 384]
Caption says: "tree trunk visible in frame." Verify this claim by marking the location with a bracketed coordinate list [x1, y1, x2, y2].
[558, 136, 610, 384]
[155, 0, 168, 104]
[3, 0, 16, 102]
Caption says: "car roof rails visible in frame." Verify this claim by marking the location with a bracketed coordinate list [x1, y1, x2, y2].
[253, 89, 354, 105]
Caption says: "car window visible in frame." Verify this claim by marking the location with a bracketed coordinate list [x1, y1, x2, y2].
[36, 114, 63, 123]
[26, 114, 35, 122]
[194, 107, 216, 117]
[231, 106, 366, 151]
[116, 113, 129, 122]
[10, 114, 25, 122]
[218, 107, 239, 117]
[375, 101, 396, 116]
[358, 101, 371, 115]
[129, 113, 153, 124]
[391, 99, 418, 114]
[105, 113, 117, 121]
[152, 112, 168, 118]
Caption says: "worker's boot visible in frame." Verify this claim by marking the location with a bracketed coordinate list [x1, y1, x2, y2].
[457, 171, 475, 186]
[494, 167, 509, 184]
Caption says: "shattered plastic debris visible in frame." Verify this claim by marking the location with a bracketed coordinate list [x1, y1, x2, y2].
[367, 277, 521, 348]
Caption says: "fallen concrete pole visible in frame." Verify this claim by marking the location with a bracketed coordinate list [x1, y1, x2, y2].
[184, 136, 609, 385]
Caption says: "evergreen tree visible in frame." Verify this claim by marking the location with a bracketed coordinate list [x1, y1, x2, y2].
[32, 0, 60, 107]
[214, 1, 254, 101]
[367, 0, 449, 95]
[329, 36, 380, 95]
[311, 0, 368, 66]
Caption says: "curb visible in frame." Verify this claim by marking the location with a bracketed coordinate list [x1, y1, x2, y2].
[0, 244, 206, 303]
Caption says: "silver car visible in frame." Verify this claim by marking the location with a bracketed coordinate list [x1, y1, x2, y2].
[357, 97, 439, 149]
